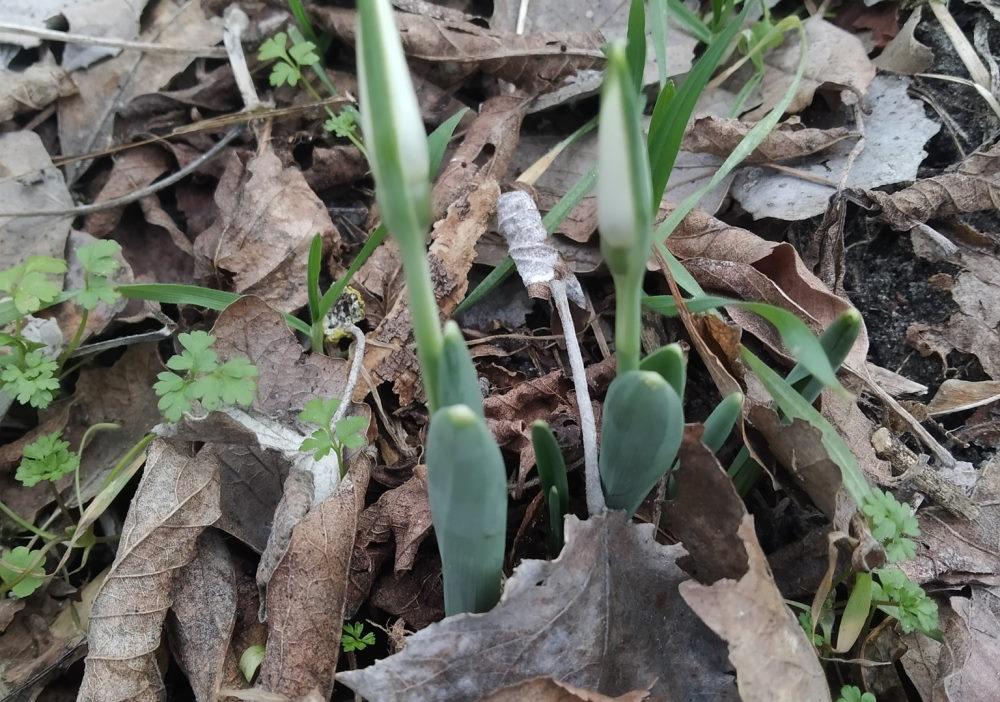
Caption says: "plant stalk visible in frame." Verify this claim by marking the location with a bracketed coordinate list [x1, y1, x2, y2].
[397, 237, 444, 411]
[0, 499, 59, 541]
[613, 272, 643, 374]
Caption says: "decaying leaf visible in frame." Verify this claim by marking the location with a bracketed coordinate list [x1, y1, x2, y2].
[56, 0, 222, 184]
[682, 118, 854, 165]
[859, 143, 1000, 230]
[733, 75, 940, 220]
[0, 59, 75, 121]
[346, 468, 433, 615]
[933, 587, 1000, 700]
[194, 147, 339, 312]
[313, 5, 604, 96]
[903, 454, 1000, 587]
[680, 518, 831, 702]
[927, 379, 1000, 416]
[340, 512, 738, 701]
[482, 678, 650, 702]
[0, 130, 74, 266]
[257, 453, 371, 699]
[746, 16, 876, 121]
[167, 529, 237, 702]
[363, 179, 499, 406]
[873, 6, 935, 75]
[79, 440, 220, 702]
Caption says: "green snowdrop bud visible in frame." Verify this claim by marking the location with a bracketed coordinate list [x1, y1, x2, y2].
[427, 405, 507, 615]
[599, 370, 684, 516]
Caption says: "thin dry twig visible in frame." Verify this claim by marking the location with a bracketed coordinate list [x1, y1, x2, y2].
[0, 20, 228, 57]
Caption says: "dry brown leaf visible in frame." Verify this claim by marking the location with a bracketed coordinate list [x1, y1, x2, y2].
[56, 0, 222, 184]
[313, 6, 604, 96]
[873, 6, 934, 75]
[167, 529, 237, 702]
[0, 569, 106, 698]
[346, 468, 433, 615]
[340, 512, 738, 701]
[927, 379, 1000, 416]
[482, 678, 650, 702]
[902, 454, 1000, 587]
[860, 143, 1000, 230]
[256, 468, 314, 618]
[363, 179, 499, 406]
[0, 60, 75, 121]
[257, 453, 372, 699]
[301, 145, 368, 193]
[682, 118, 854, 164]
[0, 130, 74, 266]
[79, 440, 221, 702]
[680, 517, 831, 702]
[933, 587, 1000, 700]
[369, 550, 444, 629]
[746, 16, 876, 120]
[69, 344, 164, 504]
[194, 147, 339, 312]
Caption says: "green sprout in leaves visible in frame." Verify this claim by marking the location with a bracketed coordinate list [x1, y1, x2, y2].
[16, 432, 80, 487]
[861, 489, 919, 563]
[297, 397, 368, 462]
[0, 256, 67, 316]
[153, 331, 258, 422]
[239, 644, 266, 683]
[258, 31, 319, 87]
[0, 546, 46, 598]
[872, 568, 939, 636]
[342, 621, 376, 653]
[324, 105, 360, 140]
[1, 351, 60, 408]
[75, 240, 122, 310]
[836, 685, 876, 702]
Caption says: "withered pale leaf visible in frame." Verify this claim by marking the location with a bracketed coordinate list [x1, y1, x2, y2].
[56, 0, 222, 184]
[195, 148, 339, 312]
[734, 75, 939, 220]
[168, 529, 237, 702]
[682, 118, 853, 164]
[0, 60, 75, 121]
[258, 454, 372, 699]
[746, 16, 875, 121]
[680, 517, 830, 702]
[314, 6, 604, 96]
[927, 379, 1000, 416]
[873, 6, 934, 75]
[84, 145, 175, 238]
[482, 678, 650, 702]
[0, 131, 73, 266]
[80, 440, 221, 702]
[256, 467, 313, 619]
[935, 587, 1000, 700]
[340, 512, 737, 702]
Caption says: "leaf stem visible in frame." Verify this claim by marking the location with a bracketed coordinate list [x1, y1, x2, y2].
[398, 237, 443, 411]
[613, 273, 643, 374]
[58, 309, 89, 369]
[0, 499, 59, 541]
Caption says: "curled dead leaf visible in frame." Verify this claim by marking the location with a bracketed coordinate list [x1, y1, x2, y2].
[682, 118, 854, 164]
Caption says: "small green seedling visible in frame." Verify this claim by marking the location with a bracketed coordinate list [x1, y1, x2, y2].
[0, 349, 60, 408]
[239, 644, 266, 683]
[75, 240, 122, 311]
[0, 255, 66, 316]
[297, 397, 368, 466]
[861, 490, 920, 564]
[16, 432, 80, 487]
[153, 331, 258, 421]
[872, 568, 939, 637]
[0, 546, 47, 598]
[342, 621, 376, 653]
[837, 685, 876, 702]
[532, 421, 569, 555]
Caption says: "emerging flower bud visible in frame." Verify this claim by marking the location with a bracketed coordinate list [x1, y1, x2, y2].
[597, 42, 653, 277]
[356, 0, 431, 244]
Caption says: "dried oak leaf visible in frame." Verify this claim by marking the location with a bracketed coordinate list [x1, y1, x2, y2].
[746, 16, 876, 121]
[0, 59, 75, 122]
[927, 379, 1000, 416]
[346, 468, 433, 615]
[194, 147, 339, 312]
[860, 143, 1000, 229]
[902, 454, 1000, 587]
[79, 440, 220, 702]
[339, 512, 738, 702]
[680, 517, 831, 702]
[57, 0, 222, 185]
[482, 678, 650, 702]
[682, 118, 854, 164]
[257, 453, 372, 700]
[933, 587, 1000, 700]
[363, 179, 499, 406]
[312, 6, 603, 96]
[167, 529, 237, 702]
